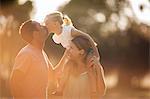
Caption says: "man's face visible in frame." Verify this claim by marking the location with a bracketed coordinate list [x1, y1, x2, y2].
[33, 21, 49, 41]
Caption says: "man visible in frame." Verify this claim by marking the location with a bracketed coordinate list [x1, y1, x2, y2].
[10, 20, 64, 99]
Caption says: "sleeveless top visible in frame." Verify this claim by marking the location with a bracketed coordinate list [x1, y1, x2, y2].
[52, 25, 74, 49]
[63, 72, 91, 99]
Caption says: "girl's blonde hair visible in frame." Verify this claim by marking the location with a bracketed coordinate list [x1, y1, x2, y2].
[63, 15, 73, 26]
[45, 11, 63, 25]
[45, 11, 73, 26]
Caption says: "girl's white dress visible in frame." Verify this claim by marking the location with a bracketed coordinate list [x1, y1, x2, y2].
[52, 25, 74, 49]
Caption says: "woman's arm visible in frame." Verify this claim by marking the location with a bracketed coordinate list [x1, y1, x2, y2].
[53, 50, 69, 74]
[58, 61, 71, 89]
[53, 61, 72, 95]
[71, 28, 100, 60]
[87, 56, 106, 96]
[95, 63, 106, 96]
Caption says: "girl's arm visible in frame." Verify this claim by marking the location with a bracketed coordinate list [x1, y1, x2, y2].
[71, 28, 100, 60]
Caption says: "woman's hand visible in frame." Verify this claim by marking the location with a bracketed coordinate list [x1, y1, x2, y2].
[87, 62, 98, 81]
[87, 55, 99, 78]
[64, 49, 71, 61]
[87, 61, 98, 95]
[51, 88, 63, 96]
[87, 56, 99, 68]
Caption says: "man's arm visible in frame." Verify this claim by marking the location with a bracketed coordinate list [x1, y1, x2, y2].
[10, 70, 25, 98]
[9, 51, 31, 98]
[71, 28, 100, 60]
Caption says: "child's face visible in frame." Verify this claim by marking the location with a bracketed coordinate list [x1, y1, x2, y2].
[44, 16, 62, 34]
[44, 16, 54, 32]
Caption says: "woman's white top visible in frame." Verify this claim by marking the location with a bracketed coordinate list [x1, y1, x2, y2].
[52, 25, 74, 49]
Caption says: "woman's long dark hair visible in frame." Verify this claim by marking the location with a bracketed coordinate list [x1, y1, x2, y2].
[72, 35, 94, 62]
[70, 36, 94, 76]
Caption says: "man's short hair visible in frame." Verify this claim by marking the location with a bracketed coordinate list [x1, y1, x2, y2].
[19, 20, 37, 43]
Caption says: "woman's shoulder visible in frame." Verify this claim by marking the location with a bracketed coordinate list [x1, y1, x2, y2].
[63, 60, 75, 71]
[65, 60, 74, 67]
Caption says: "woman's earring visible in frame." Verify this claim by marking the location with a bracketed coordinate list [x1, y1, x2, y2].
[80, 50, 85, 55]
[80, 53, 83, 55]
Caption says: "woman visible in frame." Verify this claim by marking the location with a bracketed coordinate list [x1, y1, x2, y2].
[51, 36, 106, 99]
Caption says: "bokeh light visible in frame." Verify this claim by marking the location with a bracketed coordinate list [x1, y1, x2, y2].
[0, 0, 149, 98]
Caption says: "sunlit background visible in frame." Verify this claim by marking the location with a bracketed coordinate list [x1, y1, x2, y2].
[19, 0, 70, 22]
[0, 0, 150, 99]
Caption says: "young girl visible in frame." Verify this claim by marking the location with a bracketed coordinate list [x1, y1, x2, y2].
[52, 15, 74, 49]
[44, 11, 99, 58]
[44, 11, 101, 97]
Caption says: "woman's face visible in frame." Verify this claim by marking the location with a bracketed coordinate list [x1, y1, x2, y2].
[68, 42, 84, 60]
